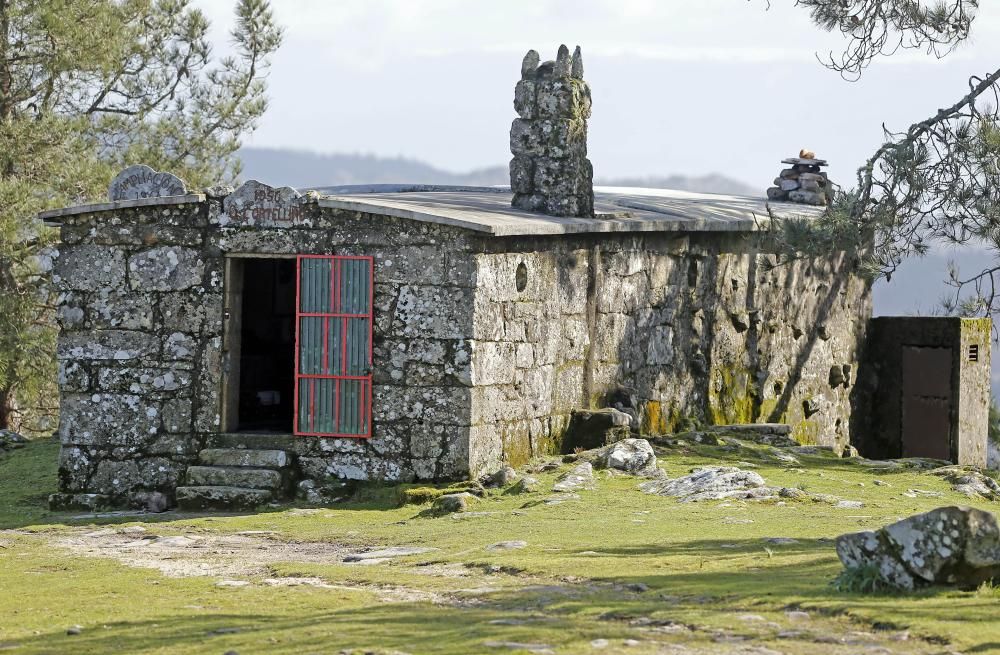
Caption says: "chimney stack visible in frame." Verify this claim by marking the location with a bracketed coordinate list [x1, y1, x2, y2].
[510, 45, 594, 217]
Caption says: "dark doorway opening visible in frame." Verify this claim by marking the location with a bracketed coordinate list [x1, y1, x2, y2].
[237, 258, 296, 432]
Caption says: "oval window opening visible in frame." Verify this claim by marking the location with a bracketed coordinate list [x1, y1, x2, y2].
[515, 262, 528, 292]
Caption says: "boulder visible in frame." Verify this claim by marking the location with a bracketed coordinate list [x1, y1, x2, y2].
[431, 492, 476, 514]
[595, 438, 657, 476]
[509, 476, 541, 494]
[931, 466, 1000, 501]
[563, 408, 631, 452]
[483, 465, 519, 488]
[836, 506, 1000, 590]
[552, 462, 595, 492]
[639, 466, 772, 502]
[0, 430, 27, 451]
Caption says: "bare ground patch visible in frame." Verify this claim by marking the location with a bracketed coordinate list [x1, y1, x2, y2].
[44, 527, 456, 603]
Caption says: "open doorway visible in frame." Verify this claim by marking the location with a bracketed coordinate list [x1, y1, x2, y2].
[231, 258, 296, 433]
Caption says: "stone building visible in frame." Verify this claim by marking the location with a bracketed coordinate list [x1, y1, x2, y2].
[39, 46, 989, 511]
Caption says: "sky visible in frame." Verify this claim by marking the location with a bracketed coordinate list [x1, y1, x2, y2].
[193, 0, 1000, 189]
[195, 0, 1000, 394]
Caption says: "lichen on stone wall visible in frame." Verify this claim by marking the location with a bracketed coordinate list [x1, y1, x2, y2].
[469, 232, 871, 466]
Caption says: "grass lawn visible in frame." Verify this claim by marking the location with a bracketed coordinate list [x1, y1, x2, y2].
[1, 437, 999, 654]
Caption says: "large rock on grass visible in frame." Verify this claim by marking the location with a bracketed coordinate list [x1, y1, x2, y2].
[638, 466, 771, 502]
[0, 430, 27, 451]
[563, 408, 631, 451]
[930, 466, 1000, 501]
[836, 506, 1000, 590]
[431, 492, 476, 514]
[597, 438, 657, 476]
[552, 462, 596, 492]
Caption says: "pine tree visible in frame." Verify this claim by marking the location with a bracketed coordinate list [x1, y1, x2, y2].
[0, 0, 282, 431]
[772, 1, 1000, 324]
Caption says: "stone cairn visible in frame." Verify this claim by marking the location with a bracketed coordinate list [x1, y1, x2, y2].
[766, 149, 833, 206]
[510, 45, 594, 218]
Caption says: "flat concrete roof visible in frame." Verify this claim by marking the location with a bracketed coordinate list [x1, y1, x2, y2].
[312, 185, 824, 236]
[38, 185, 825, 236]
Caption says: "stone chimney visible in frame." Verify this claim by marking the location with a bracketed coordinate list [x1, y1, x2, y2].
[510, 45, 594, 217]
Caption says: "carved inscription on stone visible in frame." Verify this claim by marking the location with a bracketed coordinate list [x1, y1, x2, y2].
[221, 180, 307, 227]
[108, 165, 188, 201]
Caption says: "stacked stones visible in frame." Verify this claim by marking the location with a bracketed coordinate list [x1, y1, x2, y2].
[766, 150, 832, 206]
[510, 45, 594, 218]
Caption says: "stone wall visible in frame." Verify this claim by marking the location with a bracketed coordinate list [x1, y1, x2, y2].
[50, 194, 480, 508]
[49, 190, 874, 508]
[52, 199, 217, 508]
[467, 231, 872, 468]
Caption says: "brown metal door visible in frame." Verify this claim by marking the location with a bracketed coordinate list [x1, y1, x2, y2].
[901, 346, 953, 460]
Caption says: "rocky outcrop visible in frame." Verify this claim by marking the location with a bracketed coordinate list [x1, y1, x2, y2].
[0, 430, 27, 452]
[639, 466, 772, 502]
[576, 438, 658, 476]
[836, 506, 1000, 590]
[431, 492, 476, 514]
[602, 438, 657, 475]
[930, 466, 1000, 501]
[482, 465, 519, 488]
[552, 462, 595, 492]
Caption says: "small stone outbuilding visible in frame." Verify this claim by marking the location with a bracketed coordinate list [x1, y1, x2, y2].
[39, 45, 988, 511]
[42, 180, 871, 509]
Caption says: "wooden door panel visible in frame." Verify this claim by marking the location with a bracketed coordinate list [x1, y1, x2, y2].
[901, 346, 952, 460]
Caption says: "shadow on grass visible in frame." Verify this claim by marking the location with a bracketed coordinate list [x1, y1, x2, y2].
[7, 555, 995, 655]
[561, 537, 832, 558]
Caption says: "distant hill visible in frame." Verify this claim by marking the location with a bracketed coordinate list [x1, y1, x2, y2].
[595, 174, 757, 196]
[236, 147, 759, 196]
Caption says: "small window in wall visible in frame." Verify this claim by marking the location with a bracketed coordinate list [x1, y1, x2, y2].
[969, 344, 980, 362]
[515, 262, 528, 293]
[294, 255, 374, 438]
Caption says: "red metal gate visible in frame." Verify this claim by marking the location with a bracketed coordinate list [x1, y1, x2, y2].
[293, 255, 373, 437]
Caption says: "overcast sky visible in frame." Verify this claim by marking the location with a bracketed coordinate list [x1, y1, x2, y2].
[194, 0, 1000, 189]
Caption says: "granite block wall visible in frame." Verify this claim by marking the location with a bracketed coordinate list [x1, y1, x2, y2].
[49, 189, 873, 508]
[467, 231, 872, 468]
[50, 194, 480, 508]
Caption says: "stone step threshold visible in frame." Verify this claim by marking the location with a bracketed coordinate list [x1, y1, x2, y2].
[175, 485, 274, 511]
[197, 448, 291, 469]
[207, 432, 302, 451]
[185, 465, 284, 491]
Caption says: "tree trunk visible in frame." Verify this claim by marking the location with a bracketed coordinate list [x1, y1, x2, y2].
[0, 387, 14, 431]
[0, 0, 10, 123]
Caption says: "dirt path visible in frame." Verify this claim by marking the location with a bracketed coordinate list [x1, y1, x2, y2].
[46, 526, 467, 603]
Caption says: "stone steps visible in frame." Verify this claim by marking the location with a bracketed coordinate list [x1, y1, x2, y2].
[184, 465, 283, 490]
[176, 485, 273, 511]
[198, 448, 290, 469]
[175, 446, 296, 511]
